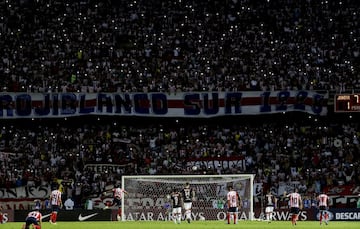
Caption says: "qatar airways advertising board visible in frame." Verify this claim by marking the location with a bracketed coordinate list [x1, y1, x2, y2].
[7, 208, 360, 222]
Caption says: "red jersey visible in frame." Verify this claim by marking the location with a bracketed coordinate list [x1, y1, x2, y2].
[227, 190, 239, 208]
[112, 188, 126, 200]
[26, 211, 42, 221]
[287, 192, 302, 208]
[50, 189, 62, 206]
[317, 194, 329, 207]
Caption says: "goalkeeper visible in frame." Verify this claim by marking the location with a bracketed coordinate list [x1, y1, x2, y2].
[181, 182, 196, 223]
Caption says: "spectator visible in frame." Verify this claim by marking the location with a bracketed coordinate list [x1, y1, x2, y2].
[64, 197, 74, 210]
[0, 1, 359, 209]
[0, 0, 359, 93]
[85, 199, 93, 210]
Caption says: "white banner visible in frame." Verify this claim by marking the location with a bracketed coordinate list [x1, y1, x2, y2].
[0, 185, 51, 199]
[0, 91, 328, 118]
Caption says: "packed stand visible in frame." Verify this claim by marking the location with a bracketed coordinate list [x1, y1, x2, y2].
[0, 0, 359, 93]
[0, 116, 359, 207]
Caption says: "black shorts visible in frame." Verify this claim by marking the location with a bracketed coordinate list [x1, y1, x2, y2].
[26, 217, 39, 226]
[51, 205, 60, 212]
[290, 207, 300, 214]
[113, 198, 121, 206]
[228, 207, 238, 213]
[319, 206, 327, 211]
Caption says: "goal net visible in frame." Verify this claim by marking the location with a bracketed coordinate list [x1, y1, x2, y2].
[121, 174, 255, 221]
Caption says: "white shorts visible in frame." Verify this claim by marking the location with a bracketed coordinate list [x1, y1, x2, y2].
[172, 207, 182, 215]
[184, 202, 192, 211]
[265, 206, 274, 213]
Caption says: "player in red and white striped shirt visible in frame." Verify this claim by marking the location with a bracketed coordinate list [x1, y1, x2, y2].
[22, 208, 42, 229]
[49, 184, 62, 225]
[284, 188, 303, 226]
[0, 206, 3, 224]
[226, 185, 241, 224]
[103, 184, 128, 220]
[317, 192, 330, 225]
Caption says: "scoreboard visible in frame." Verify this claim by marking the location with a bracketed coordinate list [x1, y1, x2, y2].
[334, 94, 360, 112]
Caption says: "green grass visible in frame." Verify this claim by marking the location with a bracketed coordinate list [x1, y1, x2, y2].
[3, 221, 360, 229]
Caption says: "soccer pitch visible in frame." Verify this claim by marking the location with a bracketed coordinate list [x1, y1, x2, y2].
[3, 221, 360, 229]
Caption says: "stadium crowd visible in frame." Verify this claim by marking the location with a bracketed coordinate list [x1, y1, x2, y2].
[0, 0, 359, 93]
[0, 0, 360, 208]
[0, 115, 359, 208]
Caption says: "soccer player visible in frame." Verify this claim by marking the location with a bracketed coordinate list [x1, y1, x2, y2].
[170, 188, 182, 224]
[103, 184, 128, 221]
[0, 206, 3, 224]
[264, 190, 277, 223]
[226, 185, 241, 224]
[317, 192, 330, 225]
[49, 184, 62, 224]
[22, 207, 42, 229]
[163, 201, 172, 221]
[284, 188, 303, 226]
[34, 199, 41, 210]
[182, 182, 195, 223]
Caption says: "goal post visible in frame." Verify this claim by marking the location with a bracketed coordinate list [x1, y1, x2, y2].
[121, 174, 255, 221]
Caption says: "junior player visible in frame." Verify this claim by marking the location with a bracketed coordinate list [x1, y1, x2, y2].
[317, 192, 330, 225]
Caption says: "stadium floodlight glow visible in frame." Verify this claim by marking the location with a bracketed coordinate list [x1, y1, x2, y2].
[121, 174, 255, 221]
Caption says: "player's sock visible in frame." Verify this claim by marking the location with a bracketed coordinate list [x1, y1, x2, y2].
[186, 211, 191, 223]
[324, 212, 328, 224]
[234, 213, 237, 224]
[173, 214, 177, 224]
[227, 213, 230, 224]
[319, 213, 323, 224]
[53, 213, 57, 223]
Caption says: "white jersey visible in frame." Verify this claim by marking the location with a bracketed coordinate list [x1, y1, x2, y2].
[287, 192, 301, 208]
[227, 190, 239, 208]
[265, 193, 275, 206]
[26, 211, 42, 221]
[113, 188, 126, 200]
[317, 194, 329, 207]
[50, 189, 62, 206]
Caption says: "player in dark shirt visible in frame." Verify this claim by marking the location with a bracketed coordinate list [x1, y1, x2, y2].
[170, 188, 182, 224]
[181, 182, 195, 223]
